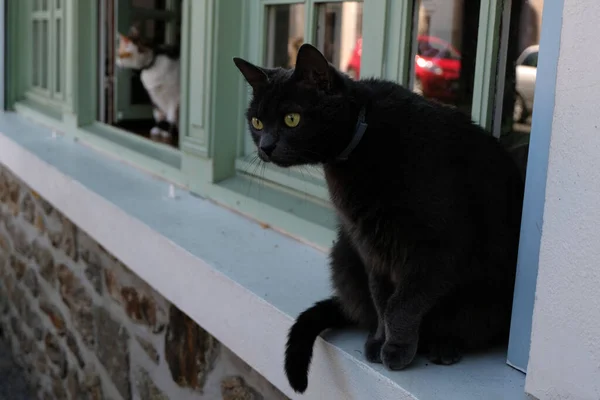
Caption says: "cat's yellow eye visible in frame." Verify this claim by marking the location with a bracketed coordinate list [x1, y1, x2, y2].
[251, 117, 263, 130]
[284, 113, 301, 128]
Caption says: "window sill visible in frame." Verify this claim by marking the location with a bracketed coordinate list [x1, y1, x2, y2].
[83, 122, 182, 169]
[0, 112, 527, 399]
[13, 101, 185, 187]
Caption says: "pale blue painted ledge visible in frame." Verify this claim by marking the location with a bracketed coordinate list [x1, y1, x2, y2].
[0, 112, 526, 399]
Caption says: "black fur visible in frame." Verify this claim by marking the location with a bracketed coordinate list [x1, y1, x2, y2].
[284, 298, 352, 393]
[127, 24, 181, 60]
[154, 44, 181, 60]
[234, 44, 524, 393]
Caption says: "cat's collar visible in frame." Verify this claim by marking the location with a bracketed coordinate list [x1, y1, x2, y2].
[336, 106, 368, 162]
[140, 53, 157, 71]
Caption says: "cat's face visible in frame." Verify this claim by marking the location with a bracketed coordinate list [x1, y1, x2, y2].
[234, 44, 353, 167]
[115, 27, 151, 70]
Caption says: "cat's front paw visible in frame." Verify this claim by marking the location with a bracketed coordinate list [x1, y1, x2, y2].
[364, 336, 384, 363]
[427, 338, 463, 365]
[150, 126, 170, 138]
[381, 340, 418, 370]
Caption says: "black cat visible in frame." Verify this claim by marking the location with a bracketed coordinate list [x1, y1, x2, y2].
[234, 44, 524, 394]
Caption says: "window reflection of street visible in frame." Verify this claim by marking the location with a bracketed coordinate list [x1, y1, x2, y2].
[263, 1, 364, 72]
[264, 4, 305, 68]
[500, 0, 544, 179]
[344, 0, 481, 115]
[411, 0, 480, 115]
[315, 2, 363, 73]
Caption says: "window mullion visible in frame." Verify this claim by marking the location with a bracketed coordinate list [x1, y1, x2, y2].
[491, 0, 512, 139]
[37, 15, 44, 90]
[49, 1, 56, 99]
[471, 0, 503, 130]
[361, 0, 393, 80]
[63, 0, 75, 113]
[305, 1, 316, 44]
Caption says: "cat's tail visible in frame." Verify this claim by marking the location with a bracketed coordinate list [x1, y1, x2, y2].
[284, 297, 353, 393]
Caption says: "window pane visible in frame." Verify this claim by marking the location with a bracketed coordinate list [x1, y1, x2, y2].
[41, 19, 48, 89]
[32, 21, 39, 86]
[143, 19, 167, 44]
[132, 0, 167, 10]
[315, 1, 363, 79]
[264, 4, 305, 68]
[55, 18, 61, 93]
[411, 0, 480, 115]
[498, 0, 544, 179]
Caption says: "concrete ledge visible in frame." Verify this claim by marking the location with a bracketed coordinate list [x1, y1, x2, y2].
[0, 112, 526, 399]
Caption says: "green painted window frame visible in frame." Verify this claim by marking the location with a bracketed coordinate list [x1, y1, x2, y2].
[5, 0, 66, 112]
[27, 0, 66, 108]
[5, 0, 508, 250]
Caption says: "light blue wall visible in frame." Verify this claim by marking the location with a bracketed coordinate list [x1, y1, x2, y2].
[507, 0, 565, 372]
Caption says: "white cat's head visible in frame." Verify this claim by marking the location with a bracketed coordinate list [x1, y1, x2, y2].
[116, 26, 152, 70]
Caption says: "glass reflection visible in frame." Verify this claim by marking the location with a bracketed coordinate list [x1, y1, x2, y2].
[265, 4, 305, 68]
[499, 0, 544, 179]
[316, 2, 364, 79]
[412, 0, 481, 114]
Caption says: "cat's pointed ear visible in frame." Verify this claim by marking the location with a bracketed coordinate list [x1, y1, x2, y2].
[293, 43, 333, 90]
[233, 57, 269, 91]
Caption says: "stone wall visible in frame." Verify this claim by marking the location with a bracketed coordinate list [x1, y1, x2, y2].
[0, 165, 289, 400]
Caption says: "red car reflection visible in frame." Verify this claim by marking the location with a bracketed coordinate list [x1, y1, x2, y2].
[346, 36, 461, 102]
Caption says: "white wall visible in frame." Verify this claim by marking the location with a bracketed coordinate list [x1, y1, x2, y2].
[526, 0, 600, 399]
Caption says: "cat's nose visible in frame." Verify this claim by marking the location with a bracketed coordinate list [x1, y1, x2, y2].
[259, 135, 277, 157]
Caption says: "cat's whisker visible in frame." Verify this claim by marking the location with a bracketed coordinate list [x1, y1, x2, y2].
[242, 153, 263, 196]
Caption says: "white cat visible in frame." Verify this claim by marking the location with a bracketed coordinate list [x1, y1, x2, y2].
[115, 27, 180, 139]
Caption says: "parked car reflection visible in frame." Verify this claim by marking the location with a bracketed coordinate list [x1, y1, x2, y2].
[346, 36, 462, 103]
[514, 44, 538, 123]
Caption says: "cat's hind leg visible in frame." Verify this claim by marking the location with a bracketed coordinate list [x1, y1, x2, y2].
[419, 284, 512, 365]
[380, 244, 465, 371]
[163, 102, 179, 139]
